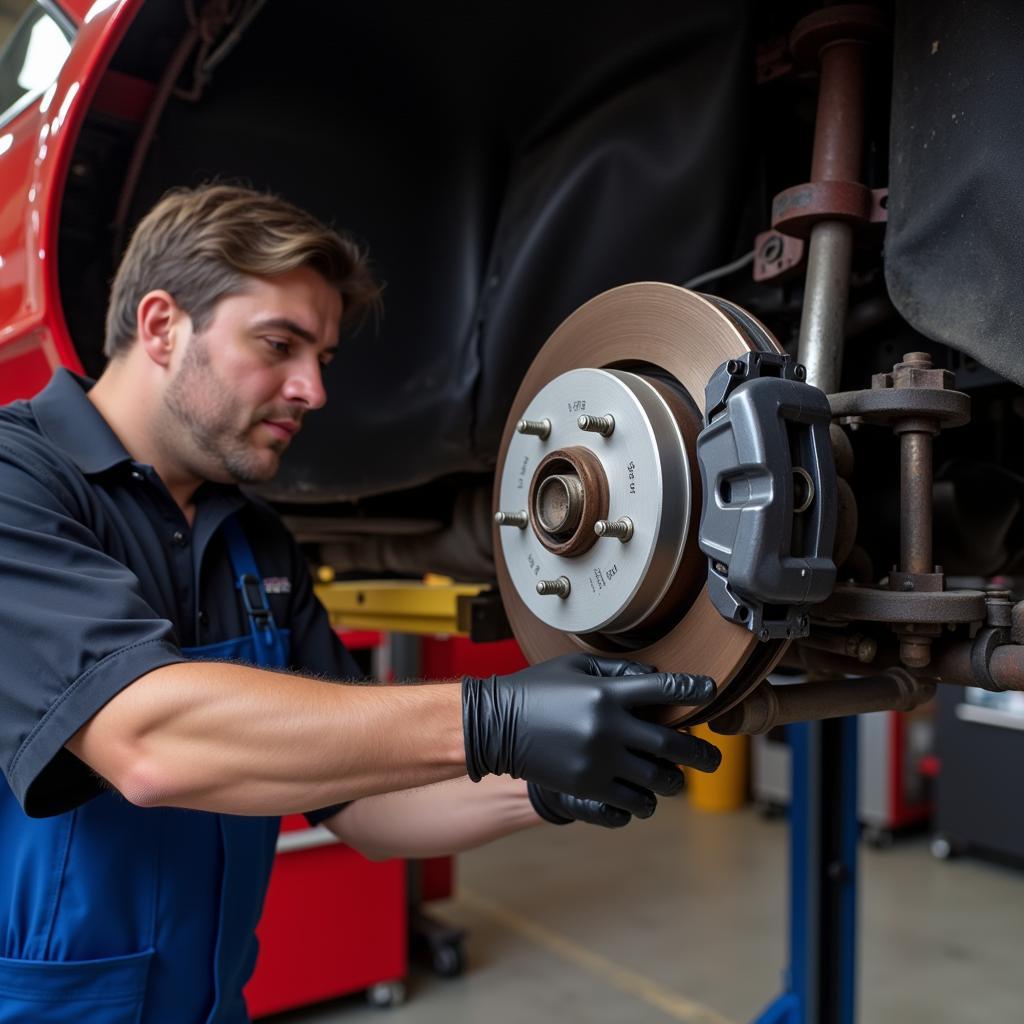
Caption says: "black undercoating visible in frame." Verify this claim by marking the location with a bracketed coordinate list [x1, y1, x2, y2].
[886, 0, 1024, 390]
[55, 0, 1024, 581]
[59, 0, 756, 504]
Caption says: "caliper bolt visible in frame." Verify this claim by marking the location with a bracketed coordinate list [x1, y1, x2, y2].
[577, 414, 615, 437]
[594, 517, 634, 542]
[494, 510, 528, 528]
[536, 576, 571, 598]
[517, 418, 551, 439]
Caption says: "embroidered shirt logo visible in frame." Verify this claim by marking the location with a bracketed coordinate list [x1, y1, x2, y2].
[263, 577, 292, 595]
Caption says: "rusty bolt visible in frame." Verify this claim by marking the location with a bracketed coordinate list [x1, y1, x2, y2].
[856, 637, 877, 663]
[899, 351, 932, 369]
[900, 635, 932, 669]
[761, 234, 784, 263]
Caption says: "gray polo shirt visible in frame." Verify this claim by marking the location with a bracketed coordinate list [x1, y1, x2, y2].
[0, 369, 359, 818]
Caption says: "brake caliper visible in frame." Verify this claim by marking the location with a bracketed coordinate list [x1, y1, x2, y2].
[696, 352, 837, 641]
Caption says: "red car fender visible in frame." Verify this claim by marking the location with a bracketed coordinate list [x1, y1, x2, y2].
[0, 0, 143, 402]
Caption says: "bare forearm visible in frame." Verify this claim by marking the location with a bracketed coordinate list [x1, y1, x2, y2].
[325, 775, 543, 860]
[67, 662, 465, 814]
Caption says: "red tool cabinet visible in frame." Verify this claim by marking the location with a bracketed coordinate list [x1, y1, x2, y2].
[245, 815, 407, 1018]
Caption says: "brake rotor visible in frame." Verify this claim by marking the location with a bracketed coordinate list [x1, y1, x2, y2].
[493, 282, 787, 725]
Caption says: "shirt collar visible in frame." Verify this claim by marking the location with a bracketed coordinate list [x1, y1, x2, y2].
[31, 368, 134, 475]
[31, 369, 250, 521]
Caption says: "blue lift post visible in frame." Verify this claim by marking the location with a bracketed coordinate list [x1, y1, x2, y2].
[753, 717, 859, 1024]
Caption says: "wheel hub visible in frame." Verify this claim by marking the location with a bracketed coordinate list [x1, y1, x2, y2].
[499, 367, 692, 635]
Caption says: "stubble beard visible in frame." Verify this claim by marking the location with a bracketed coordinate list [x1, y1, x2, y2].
[162, 334, 282, 485]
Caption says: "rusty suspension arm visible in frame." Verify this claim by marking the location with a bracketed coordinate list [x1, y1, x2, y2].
[708, 669, 936, 735]
[719, 611, 1024, 735]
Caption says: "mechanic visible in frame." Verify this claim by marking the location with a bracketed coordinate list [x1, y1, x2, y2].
[0, 184, 721, 1023]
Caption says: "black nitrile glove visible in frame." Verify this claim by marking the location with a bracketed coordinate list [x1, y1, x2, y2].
[462, 653, 721, 819]
[527, 782, 633, 829]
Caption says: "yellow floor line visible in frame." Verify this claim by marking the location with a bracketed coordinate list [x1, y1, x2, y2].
[459, 888, 737, 1024]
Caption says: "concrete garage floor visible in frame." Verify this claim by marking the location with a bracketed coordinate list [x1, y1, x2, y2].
[274, 800, 1024, 1024]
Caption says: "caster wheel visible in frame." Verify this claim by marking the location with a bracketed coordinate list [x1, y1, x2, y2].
[863, 826, 894, 850]
[365, 980, 406, 1008]
[930, 835, 960, 861]
[432, 940, 465, 978]
[757, 800, 786, 821]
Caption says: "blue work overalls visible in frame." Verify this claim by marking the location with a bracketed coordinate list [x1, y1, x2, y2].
[0, 517, 291, 1022]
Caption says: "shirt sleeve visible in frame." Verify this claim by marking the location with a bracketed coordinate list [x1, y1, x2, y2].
[0, 442, 185, 817]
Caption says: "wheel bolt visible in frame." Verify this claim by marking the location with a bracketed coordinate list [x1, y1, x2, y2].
[594, 517, 634, 542]
[536, 576, 571, 598]
[517, 418, 551, 439]
[577, 414, 615, 437]
[494, 510, 528, 528]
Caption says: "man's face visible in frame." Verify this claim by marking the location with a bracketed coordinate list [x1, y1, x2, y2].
[160, 266, 342, 485]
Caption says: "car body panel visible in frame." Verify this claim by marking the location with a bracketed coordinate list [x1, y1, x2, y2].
[0, 0, 141, 403]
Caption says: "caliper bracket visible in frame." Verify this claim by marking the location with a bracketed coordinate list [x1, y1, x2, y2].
[696, 352, 837, 640]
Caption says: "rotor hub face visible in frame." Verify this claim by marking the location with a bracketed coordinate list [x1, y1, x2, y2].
[499, 368, 691, 635]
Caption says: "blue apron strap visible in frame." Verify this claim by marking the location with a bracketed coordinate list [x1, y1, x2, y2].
[220, 515, 289, 669]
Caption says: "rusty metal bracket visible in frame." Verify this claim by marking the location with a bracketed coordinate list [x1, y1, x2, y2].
[753, 230, 806, 282]
[788, 4, 889, 68]
[888, 570, 943, 593]
[827, 387, 970, 428]
[756, 189, 886, 283]
[817, 583, 986, 624]
[772, 182, 887, 238]
[756, 3, 889, 304]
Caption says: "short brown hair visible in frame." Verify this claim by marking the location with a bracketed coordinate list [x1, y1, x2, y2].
[104, 184, 379, 358]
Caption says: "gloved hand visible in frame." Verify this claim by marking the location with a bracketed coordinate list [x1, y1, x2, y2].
[527, 782, 633, 829]
[462, 653, 720, 819]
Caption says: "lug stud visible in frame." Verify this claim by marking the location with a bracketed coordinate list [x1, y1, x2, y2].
[536, 576, 571, 598]
[494, 510, 528, 528]
[594, 516, 634, 542]
[517, 418, 551, 439]
[577, 413, 615, 437]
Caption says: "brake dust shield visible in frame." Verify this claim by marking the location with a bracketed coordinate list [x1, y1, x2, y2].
[493, 282, 786, 726]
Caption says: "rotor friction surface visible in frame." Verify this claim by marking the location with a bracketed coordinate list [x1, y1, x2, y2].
[493, 283, 786, 725]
